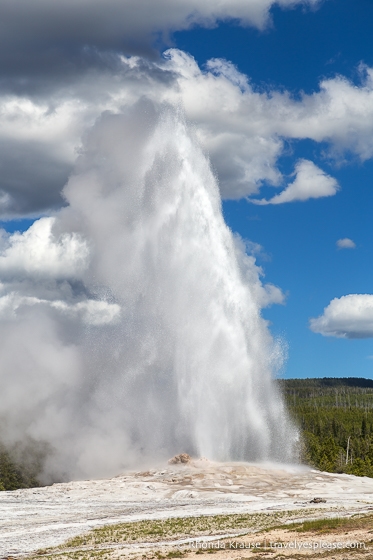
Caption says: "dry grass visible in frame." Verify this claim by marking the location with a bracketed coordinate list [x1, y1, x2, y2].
[54, 511, 307, 549]
[285, 514, 373, 534]
[29, 511, 373, 560]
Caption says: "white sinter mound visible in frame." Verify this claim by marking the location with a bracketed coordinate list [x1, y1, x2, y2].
[1, 460, 373, 556]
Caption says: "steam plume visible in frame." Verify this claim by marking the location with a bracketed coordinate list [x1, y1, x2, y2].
[0, 100, 297, 481]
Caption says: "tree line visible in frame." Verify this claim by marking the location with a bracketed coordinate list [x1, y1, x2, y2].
[278, 377, 373, 477]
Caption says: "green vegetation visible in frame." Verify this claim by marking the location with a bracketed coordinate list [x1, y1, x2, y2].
[61, 511, 301, 549]
[285, 514, 373, 534]
[279, 377, 373, 478]
[0, 440, 44, 490]
[30, 511, 373, 560]
[34, 510, 319, 559]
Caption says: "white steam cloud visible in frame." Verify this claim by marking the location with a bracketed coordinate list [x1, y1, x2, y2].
[0, 100, 297, 481]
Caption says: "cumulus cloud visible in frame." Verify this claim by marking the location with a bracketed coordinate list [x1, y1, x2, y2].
[163, 53, 373, 199]
[167, 56, 373, 198]
[0, 293, 120, 326]
[0, 0, 320, 83]
[310, 294, 373, 338]
[1, 2, 373, 216]
[0, 218, 89, 281]
[0, 217, 103, 327]
[336, 238, 356, 249]
[251, 159, 339, 204]
[233, 234, 284, 307]
[4, 50, 373, 216]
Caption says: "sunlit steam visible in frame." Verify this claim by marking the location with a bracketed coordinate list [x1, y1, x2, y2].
[0, 100, 297, 482]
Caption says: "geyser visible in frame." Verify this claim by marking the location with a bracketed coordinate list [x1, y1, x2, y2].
[0, 100, 297, 481]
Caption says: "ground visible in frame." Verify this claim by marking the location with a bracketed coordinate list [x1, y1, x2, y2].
[1, 460, 373, 559]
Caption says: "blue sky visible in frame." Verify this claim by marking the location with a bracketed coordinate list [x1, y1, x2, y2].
[177, 0, 373, 379]
[175, 0, 373, 94]
[1, 0, 373, 380]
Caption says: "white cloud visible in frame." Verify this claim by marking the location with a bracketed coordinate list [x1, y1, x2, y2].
[163, 52, 373, 199]
[0, 293, 120, 325]
[336, 238, 356, 249]
[165, 50, 285, 198]
[3, 51, 373, 214]
[52, 300, 121, 326]
[310, 294, 373, 338]
[233, 234, 284, 307]
[250, 159, 339, 204]
[0, 0, 321, 68]
[281, 66, 373, 160]
[0, 217, 89, 280]
[236, 237, 269, 260]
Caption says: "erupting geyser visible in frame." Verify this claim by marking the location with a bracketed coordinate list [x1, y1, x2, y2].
[0, 100, 297, 482]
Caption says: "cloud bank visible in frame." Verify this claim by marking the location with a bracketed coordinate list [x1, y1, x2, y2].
[3, 48, 373, 217]
[0, 0, 320, 77]
[310, 294, 373, 338]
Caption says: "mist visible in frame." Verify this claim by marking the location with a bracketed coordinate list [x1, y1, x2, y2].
[0, 99, 297, 482]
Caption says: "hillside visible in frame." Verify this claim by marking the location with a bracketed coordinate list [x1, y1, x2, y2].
[279, 377, 373, 477]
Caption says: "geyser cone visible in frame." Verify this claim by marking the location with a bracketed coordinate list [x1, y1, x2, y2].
[0, 99, 297, 481]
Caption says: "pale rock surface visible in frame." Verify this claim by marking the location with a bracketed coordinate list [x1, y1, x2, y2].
[1, 460, 372, 556]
